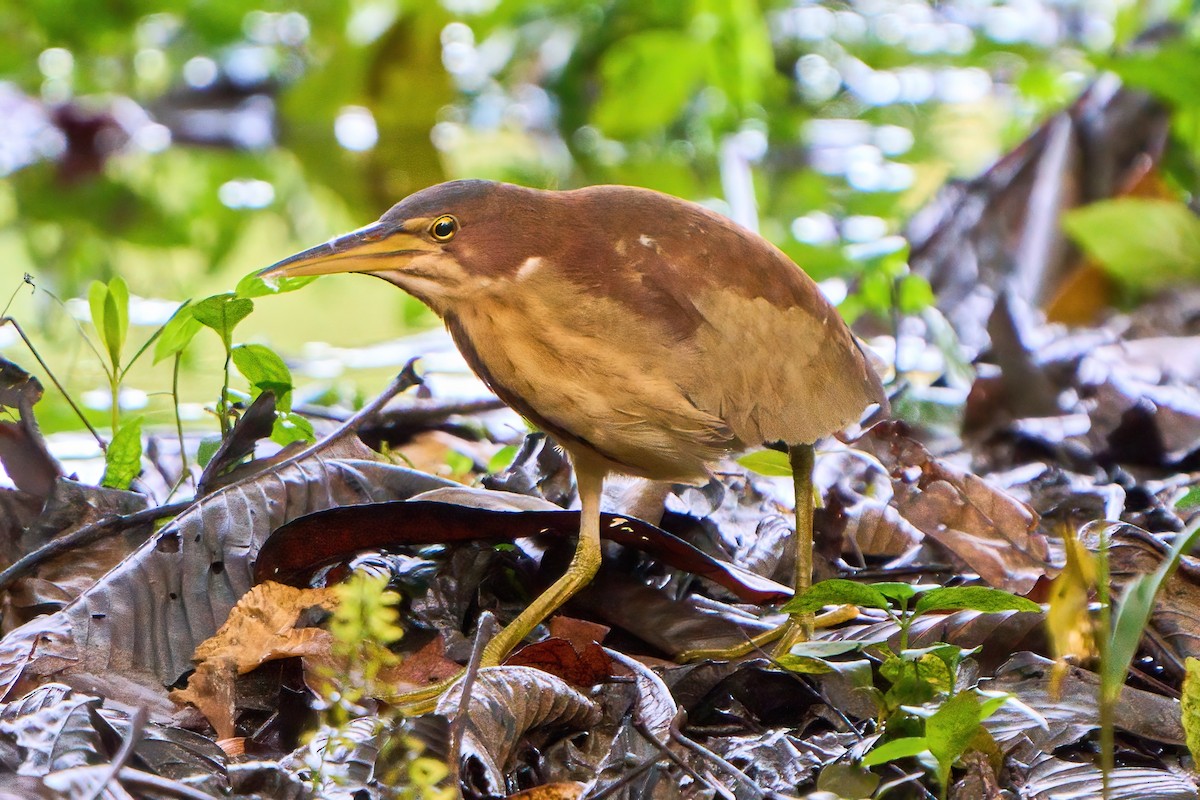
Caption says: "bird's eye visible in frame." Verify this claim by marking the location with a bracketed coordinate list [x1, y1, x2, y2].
[430, 215, 458, 242]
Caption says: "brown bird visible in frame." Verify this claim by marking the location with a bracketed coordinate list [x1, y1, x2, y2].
[259, 180, 885, 700]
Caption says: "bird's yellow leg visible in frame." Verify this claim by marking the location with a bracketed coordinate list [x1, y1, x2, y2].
[389, 465, 606, 715]
[677, 443, 818, 662]
[479, 464, 604, 666]
[774, 442, 816, 655]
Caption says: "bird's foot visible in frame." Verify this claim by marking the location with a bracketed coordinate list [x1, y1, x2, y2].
[675, 605, 858, 662]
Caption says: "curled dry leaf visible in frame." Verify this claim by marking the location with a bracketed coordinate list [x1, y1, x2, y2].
[170, 581, 338, 740]
[435, 666, 600, 797]
[863, 422, 1050, 593]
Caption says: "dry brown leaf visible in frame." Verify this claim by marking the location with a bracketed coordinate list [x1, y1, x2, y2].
[435, 666, 600, 795]
[171, 581, 337, 738]
[865, 422, 1050, 593]
[546, 616, 610, 652]
[375, 635, 461, 696]
[1083, 523, 1200, 677]
[506, 637, 612, 689]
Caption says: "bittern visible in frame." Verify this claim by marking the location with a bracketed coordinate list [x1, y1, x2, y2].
[259, 180, 885, 696]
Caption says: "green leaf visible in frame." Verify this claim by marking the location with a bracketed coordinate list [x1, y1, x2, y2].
[232, 344, 293, 411]
[235, 270, 318, 299]
[881, 651, 953, 702]
[1062, 199, 1200, 288]
[88, 281, 108, 353]
[873, 582, 921, 606]
[108, 275, 129, 358]
[1176, 486, 1200, 511]
[896, 273, 934, 315]
[913, 587, 1041, 616]
[737, 449, 792, 477]
[102, 416, 143, 490]
[191, 293, 254, 349]
[786, 640, 863, 659]
[977, 690, 1012, 722]
[197, 435, 222, 469]
[775, 654, 834, 674]
[925, 692, 983, 788]
[1100, 42, 1200, 111]
[860, 736, 928, 767]
[487, 445, 518, 474]
[1183, 657, 1200, 765]
[783, 578, 891, 614]
[153, 302, 203, 364]
[777, 641, 863, 675]
[816, 762, 880, 800]
[592, 30, 706, 137]
[103, 288, 122, 369]
[272, 411, 315, 446]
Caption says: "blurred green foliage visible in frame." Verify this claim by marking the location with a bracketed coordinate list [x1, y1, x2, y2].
[0, 0, 1195, 443]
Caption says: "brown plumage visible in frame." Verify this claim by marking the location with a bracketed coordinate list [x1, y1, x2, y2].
[259, 179, 886, 702]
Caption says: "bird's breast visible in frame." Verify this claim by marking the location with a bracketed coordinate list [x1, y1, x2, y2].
[443, 282, 735, 479]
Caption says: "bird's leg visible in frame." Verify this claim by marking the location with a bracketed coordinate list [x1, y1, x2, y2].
[773, 442, 816, 655]
[479, 463, 605, 666]
[677, 443, 818, 662]
[389, 465, 605, 714]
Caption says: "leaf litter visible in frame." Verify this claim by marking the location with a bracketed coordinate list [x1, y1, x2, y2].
[3, 80, 1200, 799]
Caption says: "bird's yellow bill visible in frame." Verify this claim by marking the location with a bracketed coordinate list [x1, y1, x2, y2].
[256, 222, 421, 280]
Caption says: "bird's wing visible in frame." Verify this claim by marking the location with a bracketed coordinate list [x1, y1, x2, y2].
[618, 216, 885, 447]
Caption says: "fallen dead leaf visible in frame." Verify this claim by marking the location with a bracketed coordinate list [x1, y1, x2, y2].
[375, 635, 461, 696]
[171, 581, 337, 739]
[506, 636, 612, 689]
[865, 422, 1051, 593]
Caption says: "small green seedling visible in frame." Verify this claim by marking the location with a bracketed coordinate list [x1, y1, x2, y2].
[782, 579, 1042, 798]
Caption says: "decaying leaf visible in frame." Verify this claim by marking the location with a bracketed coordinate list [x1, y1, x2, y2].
[0, 358, 61, 501]
[864, 422, 1050, 593]
[1045, 525, 1097, 696]
[435, 666, 600, 797]
[1019, 754, 1197, 800]
[1082, 522, 1200, 678]
[373, 636, 461, 696]
[171, 581, 337, 739]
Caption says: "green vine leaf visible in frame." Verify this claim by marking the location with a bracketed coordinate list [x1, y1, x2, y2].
[102, 416, 143, 490]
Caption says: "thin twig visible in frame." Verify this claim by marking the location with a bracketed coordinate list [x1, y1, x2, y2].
[171, 352, 190, 492]
[0, 316, 105, 449]
[294, 396, 505, 425]
[109, 767, 215, 800]
[668, 709, 764, 800]
[634, 718, 730, 799]
[0, 274, 33, 318]
[447, 611, 499, 790]
[583, 752, 665, 799]
[83, 706, 147, 800]
[0, 500, 190, 593]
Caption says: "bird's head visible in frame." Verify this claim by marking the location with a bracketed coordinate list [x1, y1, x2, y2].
[257, 179, 542, 314]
